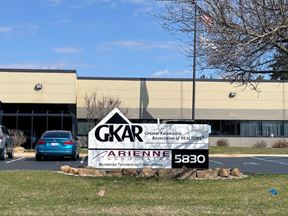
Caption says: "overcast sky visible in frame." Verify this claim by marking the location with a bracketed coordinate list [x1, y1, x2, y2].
[0, 0, 195, 78]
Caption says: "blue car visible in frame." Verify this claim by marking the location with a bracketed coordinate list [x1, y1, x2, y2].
[35, 130, 80, 161]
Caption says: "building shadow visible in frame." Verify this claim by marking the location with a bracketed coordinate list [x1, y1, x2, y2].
[139, 79, 153, 120]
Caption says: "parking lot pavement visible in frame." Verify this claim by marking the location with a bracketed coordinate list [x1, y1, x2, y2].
[0, 154, 88, 171]
[209, 156, 288, 174]
[1, 154, 288, 174]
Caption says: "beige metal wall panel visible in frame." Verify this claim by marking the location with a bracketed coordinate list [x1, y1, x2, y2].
[77, 79, 140, 107]
[142, 81, 182, 108]
[196, 108, 284, 120]
[77, 78, 287, 120]
[0, 71, 76, 104]
[77, 79, 141, 118]
[284, 83, 288, 111]
[191, 81, 284, 110]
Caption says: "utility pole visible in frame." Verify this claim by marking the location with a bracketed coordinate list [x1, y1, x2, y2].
[192, 0, 197, 121]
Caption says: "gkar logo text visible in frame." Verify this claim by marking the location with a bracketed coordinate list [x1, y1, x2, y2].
[95, 124, 143, 142]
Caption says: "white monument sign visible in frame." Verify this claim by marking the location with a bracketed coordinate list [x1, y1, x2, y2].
[88, 108, 209, 169]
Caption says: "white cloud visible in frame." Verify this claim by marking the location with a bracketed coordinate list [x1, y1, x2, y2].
[50, 19, 71, 25]
[0, 62, 97, 70]
[72, 0, 117, 9]
[100, 40, 177, 51]
[0, 63, 66, 70]
[123, 0, 149, 4]
[122, 0, 164, 16]
[151, 69, 170, 77]
[133, 7, 153, 16]
[53, 47, 83, 54]
[0, 27, 12, 33]
[17, 23, 39, 34]
[45, 0, 63, 6]
[0, 23, 38, 35]
[151, 69, 191, 78]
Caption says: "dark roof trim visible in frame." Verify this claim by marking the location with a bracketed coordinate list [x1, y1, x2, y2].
[78, 76, 222, 82]
[0, 68, 284, 83]
[77, 76, 285, 83]
[0, 68, 76, 74]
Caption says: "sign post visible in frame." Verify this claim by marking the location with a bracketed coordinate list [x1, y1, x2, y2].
[88, 108, 209, 169]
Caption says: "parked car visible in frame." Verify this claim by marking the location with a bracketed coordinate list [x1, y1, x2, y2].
[0, 125, 14, 160]
[35, 130, 79, 161]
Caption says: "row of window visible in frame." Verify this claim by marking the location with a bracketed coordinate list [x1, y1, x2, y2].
[198, 120, 287, 137]
[77, 119, 288, 137]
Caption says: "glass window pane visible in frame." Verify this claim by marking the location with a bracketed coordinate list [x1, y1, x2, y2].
[43, 131, 71, 138]
[208, 120, 221, 135]
[284, 122, 288, 136]
[78, 120, 94, 136]
[221, 121, 237, 136]
[262, 121, 282, 137]
[240, 121, 261, 136]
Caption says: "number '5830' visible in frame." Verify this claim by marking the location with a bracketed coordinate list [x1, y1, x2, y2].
[174, 154, 206, 164]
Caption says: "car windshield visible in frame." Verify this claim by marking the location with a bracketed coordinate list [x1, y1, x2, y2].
[42, 132, 71, 139]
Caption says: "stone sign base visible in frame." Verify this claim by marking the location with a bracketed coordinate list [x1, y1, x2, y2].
[59, 166, 245, 180]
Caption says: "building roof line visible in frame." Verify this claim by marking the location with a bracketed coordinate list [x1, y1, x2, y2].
[77, 76, 285, 83]
[0, 68, 285, 83]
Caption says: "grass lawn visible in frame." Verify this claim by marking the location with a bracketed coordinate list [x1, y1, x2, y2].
[0, 171, 288, 215]
[210, 146, 288, 154]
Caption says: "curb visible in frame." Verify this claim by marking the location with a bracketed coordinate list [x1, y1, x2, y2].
[14, 152, 288, 158]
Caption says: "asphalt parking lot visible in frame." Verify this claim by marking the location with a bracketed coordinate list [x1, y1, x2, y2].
[209, 156, 288, 174]
[1, 154, 288, 174]
[0, 154, 88, 171]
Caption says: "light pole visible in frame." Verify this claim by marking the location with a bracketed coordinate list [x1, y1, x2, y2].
[192, 0, 197, 121]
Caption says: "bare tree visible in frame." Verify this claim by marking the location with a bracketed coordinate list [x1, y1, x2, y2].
[270, 45, 288, 79]
[8, 129, 27, 148]
[79, 92, 127, 147]
[84, 92, 127, 126]
[157, 0, 288, 83]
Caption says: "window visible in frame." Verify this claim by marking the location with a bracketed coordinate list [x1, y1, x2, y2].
[240, 121, 261, 136]
[2, 127, 9, 135]
[262, 121, 282, 137]
[42, 131, 71, 138]
[221, 121, 239, 136]
[78, 120, 94, 136]
[201, 120, 285, 137]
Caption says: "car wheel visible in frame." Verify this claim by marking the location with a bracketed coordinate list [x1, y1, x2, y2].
[72, 152, 79, 161]
[0, 146, 7, 160]
[7, 149, 14, 159]
[35, 154, 42, 161]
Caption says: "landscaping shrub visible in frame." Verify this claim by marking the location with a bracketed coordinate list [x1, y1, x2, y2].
[8, 129, 27, 147]
[272, 140, 288, 148]
[253, 140, 267, 148]
[216, 139, 229, 147]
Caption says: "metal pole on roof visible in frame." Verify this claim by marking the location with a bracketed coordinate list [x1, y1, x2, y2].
[0, 101, 2, 124]
[192, 0, 197, 121]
